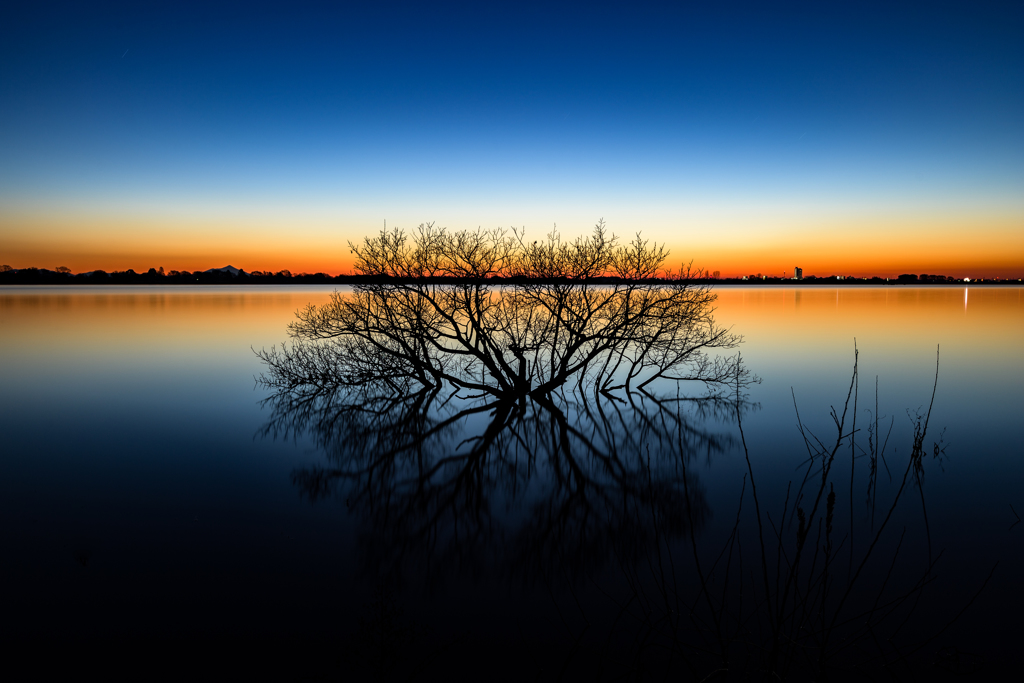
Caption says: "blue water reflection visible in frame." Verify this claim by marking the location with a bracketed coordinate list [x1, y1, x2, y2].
[0, 285, 1021, 679]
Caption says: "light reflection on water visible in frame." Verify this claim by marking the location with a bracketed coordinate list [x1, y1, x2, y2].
[1, 285, 1021, 677]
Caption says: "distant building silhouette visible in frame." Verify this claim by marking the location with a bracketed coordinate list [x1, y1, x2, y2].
[794, 266, 803, 280]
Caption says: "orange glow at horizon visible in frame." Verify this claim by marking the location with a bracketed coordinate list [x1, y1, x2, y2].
[2, 209, 1022, 279]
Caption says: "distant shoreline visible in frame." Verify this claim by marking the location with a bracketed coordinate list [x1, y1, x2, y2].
[1, 271, 1018, 287]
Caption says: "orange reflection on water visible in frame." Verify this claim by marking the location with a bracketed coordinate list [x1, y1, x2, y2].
[2, 285, 1020, 375]
[712, 286, 1023, 388]
[714, 285, 1022, 334]
[0, 286, 339, 369]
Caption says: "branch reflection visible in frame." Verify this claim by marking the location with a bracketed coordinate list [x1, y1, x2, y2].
[259, 369, 756, 584]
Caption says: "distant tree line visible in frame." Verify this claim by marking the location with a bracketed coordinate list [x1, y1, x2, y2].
[712, 272, 1011, 284]
[0, 263, 1013, 286]
[896, 273, 958, 283]
[0, 260, 720, 286]
[0, 265, 341, 285]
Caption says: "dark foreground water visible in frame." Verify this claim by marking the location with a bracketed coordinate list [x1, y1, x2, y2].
[1, 285, 1021, 680]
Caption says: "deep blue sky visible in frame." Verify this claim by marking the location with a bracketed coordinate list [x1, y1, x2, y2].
[2, 1, 1022, 275]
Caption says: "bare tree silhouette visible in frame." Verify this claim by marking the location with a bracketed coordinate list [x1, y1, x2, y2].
[257, 221, 743, 403]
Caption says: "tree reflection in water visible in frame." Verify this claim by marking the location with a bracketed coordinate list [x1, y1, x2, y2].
[258, 374, 749, 585]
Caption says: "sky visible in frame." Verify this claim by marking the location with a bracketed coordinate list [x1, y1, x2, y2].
[1, 0, 1022, 278]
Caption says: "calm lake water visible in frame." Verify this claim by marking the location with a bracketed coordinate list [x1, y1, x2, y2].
[1, 285, 1021, 679]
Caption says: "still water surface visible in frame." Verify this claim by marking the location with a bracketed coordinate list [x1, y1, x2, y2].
[1, 285, 1021, 678]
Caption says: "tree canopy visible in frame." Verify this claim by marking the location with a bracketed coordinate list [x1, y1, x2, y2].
[258, 221, 745, 402]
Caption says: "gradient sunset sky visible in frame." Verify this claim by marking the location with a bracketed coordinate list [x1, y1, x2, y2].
[2, 1, 1022, 278]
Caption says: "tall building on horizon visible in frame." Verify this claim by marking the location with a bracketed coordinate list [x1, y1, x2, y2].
[794, 266, 803, 280]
